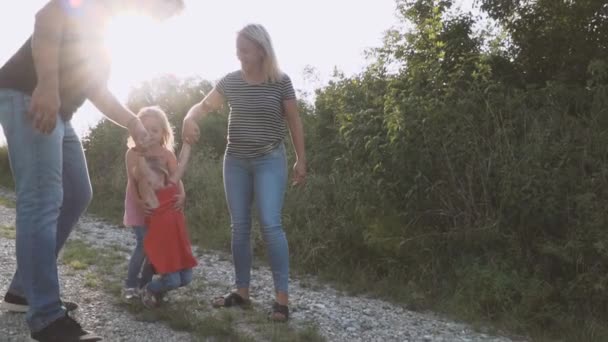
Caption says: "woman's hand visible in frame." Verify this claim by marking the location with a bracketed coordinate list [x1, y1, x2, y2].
[182, 115, 200, 145]
[292, 159, 307, 186]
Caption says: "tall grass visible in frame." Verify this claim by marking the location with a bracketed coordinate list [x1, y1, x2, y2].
[0, 145, 14, 189]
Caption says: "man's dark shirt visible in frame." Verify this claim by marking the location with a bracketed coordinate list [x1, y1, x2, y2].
[0, 9, 110, 120]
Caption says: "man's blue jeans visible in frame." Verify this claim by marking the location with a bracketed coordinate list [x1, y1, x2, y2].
[0, 89, 92, 332]
[223, 143, 290, 293]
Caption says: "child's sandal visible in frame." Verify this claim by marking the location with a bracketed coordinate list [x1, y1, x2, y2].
[268, 301, 289, 322]
[212, 292, 251, 308]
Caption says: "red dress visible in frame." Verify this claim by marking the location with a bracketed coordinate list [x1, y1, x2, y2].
[144, 184, 198, 274]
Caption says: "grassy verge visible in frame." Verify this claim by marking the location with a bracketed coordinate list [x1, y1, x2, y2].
[0, 146, 13, 189]
[86, 173, 608, 342]
[0, 196, 15, 208]
[5, 148, 602, 341]
[60, 239, 325, 342]
[0, 225, 15, 239]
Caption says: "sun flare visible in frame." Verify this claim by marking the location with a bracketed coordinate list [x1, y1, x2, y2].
[105, 14, 170, 87]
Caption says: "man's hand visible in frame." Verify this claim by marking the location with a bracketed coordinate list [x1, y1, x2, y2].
[137, 197, 154, 216]
[28, 83, 60, 134]
[128, 117, 152, 152]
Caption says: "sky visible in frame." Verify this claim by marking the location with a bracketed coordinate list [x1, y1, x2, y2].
[0, 0, 476, 142]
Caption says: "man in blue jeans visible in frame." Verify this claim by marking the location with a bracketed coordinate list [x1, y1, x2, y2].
[0, 1, 184, 341]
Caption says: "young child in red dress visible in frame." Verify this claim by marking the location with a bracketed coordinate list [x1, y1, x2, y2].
[128, 106, 197, 308]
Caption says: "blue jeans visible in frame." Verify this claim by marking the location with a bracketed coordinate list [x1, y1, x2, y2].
[223, 143, 289, 293]
[146, 268, 192, 294]
[0, 89, 92, 332]
[125, 225, 154, 288]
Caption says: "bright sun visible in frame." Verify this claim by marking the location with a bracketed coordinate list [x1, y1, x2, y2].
[104, 13, 182, 97]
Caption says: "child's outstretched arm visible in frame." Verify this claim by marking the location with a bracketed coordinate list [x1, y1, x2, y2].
[169, 143, 192, 185]
[135, 155, 160, 210]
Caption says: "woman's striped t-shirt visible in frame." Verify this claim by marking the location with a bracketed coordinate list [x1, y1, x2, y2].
[216, 70, 296, 158]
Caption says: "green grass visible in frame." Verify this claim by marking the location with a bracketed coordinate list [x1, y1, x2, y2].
[0, 195, 15, 208]
[61, 239, 326, 342]
[84, 272, 100, 288]
[0, 225, 15, 239]
[60, 240, 99, 270]
[0, 146, 13, 189]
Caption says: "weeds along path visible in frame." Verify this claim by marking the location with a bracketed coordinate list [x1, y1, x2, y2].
[0, 188, 524, 342]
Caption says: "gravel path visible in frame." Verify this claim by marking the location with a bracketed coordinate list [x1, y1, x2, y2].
[0, 189, 527, 342]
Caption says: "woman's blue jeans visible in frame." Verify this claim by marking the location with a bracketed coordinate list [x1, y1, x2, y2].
[223, 144, 289, 293]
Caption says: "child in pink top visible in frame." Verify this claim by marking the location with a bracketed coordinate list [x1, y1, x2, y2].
[122, 106, 185, 300]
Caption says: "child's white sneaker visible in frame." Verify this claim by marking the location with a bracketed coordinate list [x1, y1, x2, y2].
[159, 292, 170, 303]
[122, 287, 139, 301]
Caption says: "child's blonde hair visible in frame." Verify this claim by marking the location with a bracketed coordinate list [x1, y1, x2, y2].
[127, 106, 175, 152]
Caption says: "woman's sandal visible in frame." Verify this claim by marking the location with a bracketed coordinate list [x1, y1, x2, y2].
[212, 292, 251, 309]
[268, 301, 289, 322]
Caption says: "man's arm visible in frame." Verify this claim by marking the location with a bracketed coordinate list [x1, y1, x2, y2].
[87, 85, 151, 149]
[29, 1, 65, 134]
[32, 1, 64, 90]
[87, 85, 139, 129]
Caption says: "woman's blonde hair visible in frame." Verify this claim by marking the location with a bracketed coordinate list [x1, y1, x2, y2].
[127, 106, 174, 152]
[238, 23, 282, 83]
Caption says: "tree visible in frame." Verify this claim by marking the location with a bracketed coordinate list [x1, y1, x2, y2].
[479, 0, 608, 85]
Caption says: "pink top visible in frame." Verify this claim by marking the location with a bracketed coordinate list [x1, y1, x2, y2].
[123, 180, 145, 227]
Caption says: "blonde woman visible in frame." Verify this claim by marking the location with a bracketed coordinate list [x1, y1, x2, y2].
[182, 23, 306, 322]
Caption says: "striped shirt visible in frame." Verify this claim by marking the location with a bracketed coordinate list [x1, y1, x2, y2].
[216, 70, 296, 158]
